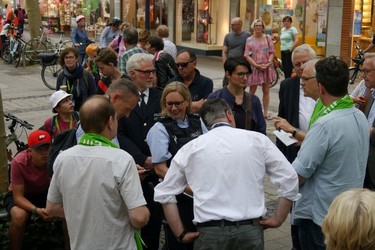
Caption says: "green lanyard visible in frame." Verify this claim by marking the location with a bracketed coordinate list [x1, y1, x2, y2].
[78, 133, 118, 148]
[308, 95, 353, 129]
[54, 114, 73, 134]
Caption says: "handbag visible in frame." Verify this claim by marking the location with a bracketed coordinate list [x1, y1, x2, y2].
[266, 35, 281, 68]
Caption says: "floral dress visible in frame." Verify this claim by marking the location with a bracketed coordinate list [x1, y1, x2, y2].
[244, 34, 276, 86]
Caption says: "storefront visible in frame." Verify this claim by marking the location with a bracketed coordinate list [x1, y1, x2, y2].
[172, 0, 329, 56]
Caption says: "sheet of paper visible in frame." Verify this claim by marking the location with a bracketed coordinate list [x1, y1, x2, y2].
[273, 130, 298, 146]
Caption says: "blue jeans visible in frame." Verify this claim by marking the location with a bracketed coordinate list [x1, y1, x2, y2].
[297, 219, 326, 250]
[194, 224, 264, 250]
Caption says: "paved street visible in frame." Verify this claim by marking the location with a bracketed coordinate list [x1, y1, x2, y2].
[0, 48, 292, 249]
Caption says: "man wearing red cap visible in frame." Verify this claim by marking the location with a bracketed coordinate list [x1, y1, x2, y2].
[4, 130, 54, 250]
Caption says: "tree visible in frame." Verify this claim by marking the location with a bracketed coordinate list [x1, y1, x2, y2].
[26, 0, 43, 38]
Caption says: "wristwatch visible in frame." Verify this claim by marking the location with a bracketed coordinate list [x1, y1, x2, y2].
[177, 229, 187, 242]
[31, 206, 38, 216]
[292, 128, 300, 137]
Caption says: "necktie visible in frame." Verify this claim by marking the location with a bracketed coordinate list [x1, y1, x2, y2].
[140, 93, 147, 111]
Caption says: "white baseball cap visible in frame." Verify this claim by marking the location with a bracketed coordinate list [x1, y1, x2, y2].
[76, 15, 85, 23]
[50, 90, 72, 113]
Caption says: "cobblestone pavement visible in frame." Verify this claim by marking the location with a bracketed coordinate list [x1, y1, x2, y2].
[0, 38, 292, 249]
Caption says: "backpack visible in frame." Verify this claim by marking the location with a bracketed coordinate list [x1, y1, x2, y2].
[48, 128, 77, 177]
[17, 8, 24, 21]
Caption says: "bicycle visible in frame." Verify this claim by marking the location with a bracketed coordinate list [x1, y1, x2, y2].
[37, 52, 61, 90]
[349, 41, 364, 86]
[4, 112, 34, 161]
[270, 58, 284, 88]
[26, 26, 72, 62]
[1, 32, 23, 67]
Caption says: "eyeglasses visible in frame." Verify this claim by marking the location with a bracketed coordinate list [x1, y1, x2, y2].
[134, 69, 156, 76]
[176, 60, 195, 68]
[361, 68, 375, 75]
[301, 76, 316, 82]
[294, 62, 306, 68]
[166, 100, 185, 108]
[235, 72, 251, 79]
[254, 25, 263, 27]
[64, 56, 76, 60]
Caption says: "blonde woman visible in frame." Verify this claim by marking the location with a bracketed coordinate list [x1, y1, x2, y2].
[322, 188, 375, 250]
[244, 19, 276, 120]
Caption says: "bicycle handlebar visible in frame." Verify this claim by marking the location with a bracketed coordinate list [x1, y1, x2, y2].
[4, 112, 34, 130]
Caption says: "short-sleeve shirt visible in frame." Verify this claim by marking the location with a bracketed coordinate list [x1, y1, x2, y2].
[223, 31, 251, 58]
[280, 27, 298, 51]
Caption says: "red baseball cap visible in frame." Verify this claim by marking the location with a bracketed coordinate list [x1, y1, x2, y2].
[28, 130, 52, 148]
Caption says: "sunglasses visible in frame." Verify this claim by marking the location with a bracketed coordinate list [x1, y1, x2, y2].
[176, 60, 195, 68]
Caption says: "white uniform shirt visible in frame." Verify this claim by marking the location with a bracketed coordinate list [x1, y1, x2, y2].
[154, 125, 300, 224]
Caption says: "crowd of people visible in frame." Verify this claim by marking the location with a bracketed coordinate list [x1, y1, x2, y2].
[3, 13, 375, 250]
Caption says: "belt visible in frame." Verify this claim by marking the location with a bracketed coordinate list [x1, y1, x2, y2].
[196, 219, 260, 228]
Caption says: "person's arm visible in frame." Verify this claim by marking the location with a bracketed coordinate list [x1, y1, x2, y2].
[260, 197, 292, 228]
[363, 37, 375, 53]
[191, 99, 205, 113]
[154, 161, 169, 179]
[222, 45, 228, 63]
[99, 27, 108, 47]
[290, 28, 299, 52]
[273, 116, 306, 142]
[108, 36, 119, 57]
[162, 203, 199, 243]
[13, 184, 54, 221]
[46, 200, 65, 218]
[128, 206, 150, 228]
[71, 28, 78, 46]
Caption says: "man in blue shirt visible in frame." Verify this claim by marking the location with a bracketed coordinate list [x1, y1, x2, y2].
[71, 15, 93, 65]
[292, 56, 369, 249]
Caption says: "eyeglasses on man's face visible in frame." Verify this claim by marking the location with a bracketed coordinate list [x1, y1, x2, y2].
[176, 60, 195, 68]
[361, 68, 375, 75]
[300, 76, 316, 82]
[134, 69, 156, 76]
[166, 100, 185, 108]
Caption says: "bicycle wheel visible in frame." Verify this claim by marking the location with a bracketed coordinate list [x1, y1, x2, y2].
[25, 39, 47, 62]
[270, 67, 279, 88]
[12, 43, 22, 67]
[2, 41, 12, 64]
[348, 67, 362, 94]
[41, 64, 62, 90]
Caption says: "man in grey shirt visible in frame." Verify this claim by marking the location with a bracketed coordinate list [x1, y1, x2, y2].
[222, 17, 251, 86]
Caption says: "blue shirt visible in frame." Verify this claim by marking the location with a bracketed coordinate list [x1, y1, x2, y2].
[71, 27, 92, 54]
[100, 26, 120, 48]
[292, 108, 369, 226]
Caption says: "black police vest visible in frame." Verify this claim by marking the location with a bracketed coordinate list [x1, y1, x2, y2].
[159, 114, 203, 165]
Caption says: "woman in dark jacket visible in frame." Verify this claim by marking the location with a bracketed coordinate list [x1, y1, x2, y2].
[56, 47, 97, 111]
[145, 35, 178, 89]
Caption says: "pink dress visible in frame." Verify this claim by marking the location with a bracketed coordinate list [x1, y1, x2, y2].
[244, 34, 276, 86]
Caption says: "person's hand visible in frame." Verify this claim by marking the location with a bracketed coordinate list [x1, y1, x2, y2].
[259, 216, 283, 229]
[179, 231, 200, 243]
[273, 116, 294, 133]
[137, 164, 150, 181]
[74, 43, 81, 47]
[351, 96, 366, 105]
[143, 156, 153, 170]
[36, 208, 54, 221]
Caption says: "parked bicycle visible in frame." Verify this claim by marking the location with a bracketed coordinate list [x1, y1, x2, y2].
[270, 57, 284, 88]
[349, 41, 364, 85]
[37, 52, 61, 90]
[1, 32, 24, 67]
[27, 26, 72, 62]
[4, 112, 34, 161]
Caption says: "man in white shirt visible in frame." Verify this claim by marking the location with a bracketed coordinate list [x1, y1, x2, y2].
[154, 98, 300, 250]
[47, 95, 149, 249]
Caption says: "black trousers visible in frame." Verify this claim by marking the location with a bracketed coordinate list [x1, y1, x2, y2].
[281, 50, 293, 79]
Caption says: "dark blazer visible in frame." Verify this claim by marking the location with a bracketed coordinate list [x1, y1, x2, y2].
[117, 87, 162, 165]
[364, 96, 375, 189]
[277, 77, 301, 163]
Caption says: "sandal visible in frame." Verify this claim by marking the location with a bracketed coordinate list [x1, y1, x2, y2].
[264, 115, 273, 120]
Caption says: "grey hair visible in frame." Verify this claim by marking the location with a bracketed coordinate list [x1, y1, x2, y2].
[126, 53, 154, 73]
[199, 99, 232, 128]
[302, 58, 321, 76]
[292, 44, 317, 64]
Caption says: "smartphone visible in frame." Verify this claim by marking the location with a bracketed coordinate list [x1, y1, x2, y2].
[143, 169, 152, 172]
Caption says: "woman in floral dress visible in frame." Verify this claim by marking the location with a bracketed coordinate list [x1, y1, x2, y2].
[244, 19, 276, 119]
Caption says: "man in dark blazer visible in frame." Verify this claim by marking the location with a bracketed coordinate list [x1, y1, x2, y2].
[361, 55, 375, 191]
[117, 53, 162, 250]
[275, 44, 316, 250]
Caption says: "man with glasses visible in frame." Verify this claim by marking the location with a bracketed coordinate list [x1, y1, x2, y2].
[208, 56, 266, 134]
[222, 17, 251, 86]
[292, 56, 368, 249]
[117, 53, 163, 250]
[168, 49, 213, 112]
[119, 27, 148, 74]
[361, 55, 375, 190]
